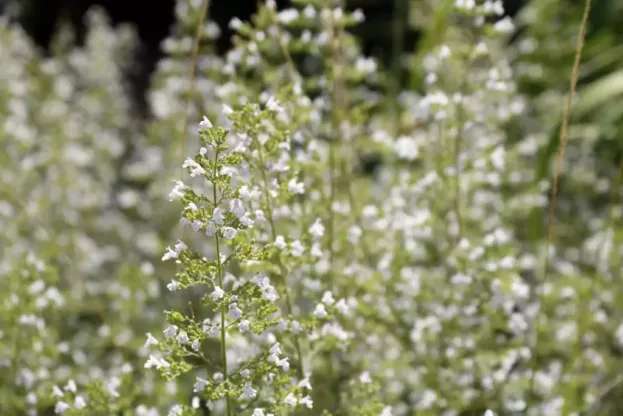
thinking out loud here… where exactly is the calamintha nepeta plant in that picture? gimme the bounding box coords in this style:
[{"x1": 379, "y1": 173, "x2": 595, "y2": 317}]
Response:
[{"x1": 5, "y1": 0, "x2": 623, "y2": 415}]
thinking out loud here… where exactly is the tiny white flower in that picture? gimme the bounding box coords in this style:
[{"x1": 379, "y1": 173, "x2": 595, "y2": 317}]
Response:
[
  {"x1": 322, "y1": 291, "x2": 335, "y2": 305},
  {"x1": 211, "y1": 286, "x2": 225, "y2": 301},
  {"x1": 191, "y1": 339, "x2": 200, "y2": 351},
  {"x1": 168, "y1": 180, "x2": 187, "y2": 201},
  {"x1": 309, "y1": 218, "x2": 324, "y2": 239},
  {"x1": 240, "y1": 213, "x2": 254, "y2": 227},
  {"x1": 283, "y1": 392, "x2": 297, "y2": 406},
  {"x1": 212, "y1": 207, "x2": 224, "y2": 225},
  {"x1": 494, "y1": 16, "x2": 514, "y2": 33},
  {"x1": 287, "y1": 177, "x2": 305, "y2": 194},
  {"x1": 270, "y1": 342, "x2": 282, "y2": 355},
  {"x1": 222, "y1": 104, "x2": 233, "y2": 116},
  {"x1": 314, "y1": 303, "x2": 327, "y2": 319},
  {"x1": 163, "y1": 325, "x2": 178, "y2": 339},
  {"x1": 55, "y1": 401, "x2": 71, "y2": 414},
  {"x1": 300, "y1": 395, "x2": 313, "y2": 409},
  {"x1": 52, "y1": 385, "x2": 64, "y2": 398},
  {"x1": 238, "y1": 319, "x2": 250, "y2": 333},
  {"x1": 352, "y1": 9, "x2": 365, "y2": 22},
  {"x1": 193, "y1": 377, "x2": 209, "y2": 393},
  {"x1": 144, "y1": 332, "x2": 159, "y2": 348},
  {"x1": 177, "y1": 331, "x2": 189, "y2": 344},
  {"x1": 229, "y1": 198, "x2": 245, "y2": 218},
  {"x1": 222, "y1": 226, "x2": 237, "y2": 239},
  {"x1": 182, "y1": 158, "x2": 206, "y2": 177},
  {"x1": 276, "y1": 357, "x2": 290, "y2": 371},
  {"x1": 255, "y1": 210, "x2": 266, "y2": 223},
  {"x1": 228, "y1": 302, "x2": 242, "y2": 319},
  {"x1": 199, "y1": 116, "x2": 212, "y2": 130},
  {"x1": 167, "y1": 280, "x2": 179, "y2": 291},
  {"x1": 241, "y1": 382, "x2": 257, "y2": 399},
  {"x1": 274, "y1": 235, "x2": 287, "y2": 249},
  {"x1": 290, "y1": 240, "x2": 305, "y2": 257},
  {"x1": 298, "y1": 377, "x2": 312, "y2": 390},
  {"x1": 191, "y1": 219, "x2": 203, "y2": 232},
  {"x1": 239, "y1": 185, "x2": 252, "y2": 200},
  {"x1": 64, "y1": 379, "x2": 77, "y2": 393},
  {"x1": 74, "y1": 396, "x2": 86, "y2": 409},
  {"x1": 205, "y1": 221, "x2": 217, "y2": 236}
]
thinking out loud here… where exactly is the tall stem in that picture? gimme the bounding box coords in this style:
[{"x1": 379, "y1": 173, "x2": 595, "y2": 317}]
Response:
[
  {"x1": 213, "y1": 150, "x2": 232, "y2": 416},
  {"x1": 257, "y1": 148, "x2": 305, "y2": 380}
]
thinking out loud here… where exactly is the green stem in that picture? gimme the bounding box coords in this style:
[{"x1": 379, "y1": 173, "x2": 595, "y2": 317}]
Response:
[
  {"x1": 257, "y1": 149, "x2": 306, "y2": 380},
  {"x1": 213, "y1": 150, "x2": 231, "y2": 416}
]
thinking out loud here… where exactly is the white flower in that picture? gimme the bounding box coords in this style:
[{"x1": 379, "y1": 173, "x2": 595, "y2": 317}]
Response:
[
  {"x1": 287, "y1": 177, "x2": 305, "y2": 194},
  {"x1": 205, "y1": 221, "x2": 217, "y2": 236},
  {"x1": 283, "y1": 393, "x2": 297, "y2": 406},
  {"x1": 270, "y1": 342, "x2": 282, "y2": 355},
  {"x1": 144, "y1": 354, "x2": 170, "y2": 369},
  {"x1": 239, "y1": 185, "x2": 252, "y2": 200},
  {"x1": 167, "y1": 280, "x2": 179, "y2": 291},
  {"x1": 290, "y1": 240, "x2": 305, "y2": 257},
  {"x1": 199, "y1": 116, "x2": 212, "y2": 130},
  {"x1": 222, "y1": 104, "x2": 233, "y2": 116},
  {"x1": 191, "y1": 339, "x2": 200, "y2": 351},
  {"x1": 229, "y1": 198, "x2": 245, "y2": 218},
  {"x1": 255, "y1": 210, "x2": 266, "y2": 223},
  {"x1": 168, "y1": 180, "x2": 187, "y2": 201},
  {"x1": 240, "y1": 213, "x2": 254, "y2": 227},
  {"x1": 211, "y1": 286, "x2": 225, "y2": 301},
  {"x1": 300, "y1": 395, "x2": 313, "y2": 409},
  {"x1": 359, "y1": 371, "x2": 372, "y2": 383},
  {"x1": 191, "y1": 219, "x2": 203, "y2": 232},
  {"x1": 52, "y1": 385, "x2": 64, "y2": 398},
  {"x1": 380, "y1": 406, "x2": 393, "y2": 416},
  {"x1": 394, "y1": 136, "x2": 419, "y2": 160},
  {"x1": 222, "y1": 227, "x2": 237, "y2": 239},
  {"x1": 322, "y1": 291, "x2": 335, "y2": 305},
  {"x1": 228, "y1": 303, "x2": 242, "y2": 319},
  {"x1": 303, "y1": 5, "x2": 316, "y2": 19},
  {"x1": 144, "y1": 332, "x2": 159, "y2": 348},
  {"x1": 177, "y1": 331, "x2": 189, "y2": 344},
  {"x1": 168, "y1": 404, "x2": 183, "y2": 416},
  {"x1": 309, "y1": 218, "x2": 324, "y2": 238},
  {"x1": 74, "y1": 396, "x2": 86, "y2": 409},
  {"x1": 238, "y1": 319, "x2": 250, "y2": 332},
  {"x1": 212, "y1": 207, "x2": 224, "y2": 224},
  {"x1": 163, "y1": 325, "x2": 178, "y2": 339},
  {"x1": 274, "y1": 235, "x2": 287, "y2": 249},
  {"x1": 276, "y1": 357, "x2": 290, "y2": 371},
  {"x1": 311, "y1": 243, "x2": 323, "y2": 258},
  {"x1": 298, "y1": 377, "x2": 312, "y2": 389},
  {"x1": 252, "y1": 410, "x2": 265, "y2": 416},
  {"x1": 278, "y1": 9, "x2": 299, "y2": 24},
  {"x1": 55, "y1": 401, "x2": 71, "y2": 414},
  {"x1": 64, "y1": 380, "x2": 77, "y2": 393},
  {"x1": 314, "y1": 303, "x2": 327, "y2": 319},
  {"x1": 193, "y1": 377, "x2": 209, "y2": 393},
  {"x1": 494, "y1": 16, "x2": 514, "y2": 33},
  {"x1": 162, "y1": 240, "x2": 187, "y2": 261},
  {"x1": 241, "y1": 382, "x2": 257, "y2": 399},
  {"x1": 352, "y1": 9, "x2": 365, "y2": 22},
  {"x1": 229, "y1": 17, "x2": 242, "y2": 30},
  {"x1": 335, "y1": 299, "x2": 350, "y2": 315},
  {"x1": 182, "y1": 158, "x2": 206, "y2": 177}
]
